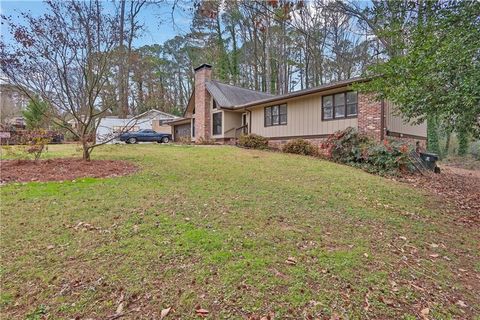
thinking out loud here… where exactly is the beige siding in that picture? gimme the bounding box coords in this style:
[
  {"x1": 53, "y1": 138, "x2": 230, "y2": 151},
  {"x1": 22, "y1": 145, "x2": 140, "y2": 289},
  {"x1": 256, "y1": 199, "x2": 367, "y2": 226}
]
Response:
[
  {"x1": 249, "y1": 93, "x2": 357, "y2": 138},
  {"x1": 385, "y1": 101, "x2": 426, "y2": 137},
  {"x1": 223, "y1": 111, "x2": 242, "y2": 138}
]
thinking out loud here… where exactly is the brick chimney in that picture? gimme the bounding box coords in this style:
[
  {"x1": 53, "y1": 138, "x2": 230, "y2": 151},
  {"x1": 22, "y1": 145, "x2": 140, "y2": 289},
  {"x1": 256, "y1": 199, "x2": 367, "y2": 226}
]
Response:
[
  {"x1": 194, "y1": 63, "x2": 212, "y2": 142},
  {"x1": 357, "y1": 92, "x2": 385, "y2": 141}
]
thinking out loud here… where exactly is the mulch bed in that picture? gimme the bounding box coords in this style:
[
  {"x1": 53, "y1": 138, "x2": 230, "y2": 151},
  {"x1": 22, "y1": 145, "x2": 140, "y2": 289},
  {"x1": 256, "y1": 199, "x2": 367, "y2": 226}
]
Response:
[
  {"x1": 402, "y1": 165, "x2": 480, "y2": 222},
  {"x1": 0, "y1": 159, "x2": 138, "y2": 183}
]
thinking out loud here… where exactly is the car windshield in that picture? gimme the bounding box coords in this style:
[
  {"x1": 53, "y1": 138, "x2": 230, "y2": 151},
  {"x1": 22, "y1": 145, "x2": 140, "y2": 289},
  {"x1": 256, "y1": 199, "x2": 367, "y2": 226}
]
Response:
[{"x1": 140, "y1": 129, "x2": 154, "y2": 133}]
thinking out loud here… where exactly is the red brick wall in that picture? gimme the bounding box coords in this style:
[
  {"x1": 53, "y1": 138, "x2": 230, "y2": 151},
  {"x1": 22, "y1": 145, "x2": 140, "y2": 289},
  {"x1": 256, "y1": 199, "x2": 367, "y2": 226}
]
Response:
[
  {"x1": 387, "y1": 136, "x2": 427, "y2": 150},
  {"x1": 194, "y1": 65, "x2": 212, "y2": 142},
  {"x1": 357, "y1": 93, "x2": 384, "y2": 141}
]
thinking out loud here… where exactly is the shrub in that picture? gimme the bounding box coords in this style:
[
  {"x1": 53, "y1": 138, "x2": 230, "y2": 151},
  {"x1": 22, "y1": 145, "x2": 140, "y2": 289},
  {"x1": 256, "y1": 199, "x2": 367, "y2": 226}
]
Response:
[
  {"x1": 321, "y1": 127, "x2": 414, "y2": 176},
  {"x1": 238, "y1": 134, "x2": 269, "y2": 150},
  {"x1": 196, "y1": 137, "x2": 216, "y2": 145},
  {"x1": 2, "y1": 130, "x2": 53, "y2": 161},
  {"x1": 19, "y1": 130, "x2": 53, "y2": 161},
  {"x1": 282, "y1": 139, "x2": 318, "y2": 156},
  {"x1": 321, "y1": 127, "x2": 372, "y2": 162},
  {"x1": 360, "y1": 139, "x2": 414, "y2": 175},
  {"x1": 179, "y1": 136, "x2": 192, "y2": 145}
]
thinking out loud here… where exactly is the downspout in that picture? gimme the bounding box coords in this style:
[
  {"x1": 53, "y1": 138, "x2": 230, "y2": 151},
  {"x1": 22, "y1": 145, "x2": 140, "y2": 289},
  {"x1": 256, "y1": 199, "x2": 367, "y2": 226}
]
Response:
[{"x1": 380, "y1": 99, "x2": 385, "y2": 141}]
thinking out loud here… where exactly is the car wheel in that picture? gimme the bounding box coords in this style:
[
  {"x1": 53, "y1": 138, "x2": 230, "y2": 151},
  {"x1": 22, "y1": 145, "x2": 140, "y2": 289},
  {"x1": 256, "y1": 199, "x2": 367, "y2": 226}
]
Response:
[
  {"x1": 161, "y1": 136, "x2": 170, "y2": 143},
  {"x1": 128, "y1": 137, "x2": 137, "y2": 144}
]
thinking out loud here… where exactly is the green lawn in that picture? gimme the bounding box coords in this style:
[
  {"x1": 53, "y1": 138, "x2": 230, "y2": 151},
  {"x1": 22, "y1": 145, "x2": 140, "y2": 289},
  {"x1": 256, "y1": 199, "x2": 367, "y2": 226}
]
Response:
[{"x1": 1, "y1": 144, "x2": 479, "y2": 319}]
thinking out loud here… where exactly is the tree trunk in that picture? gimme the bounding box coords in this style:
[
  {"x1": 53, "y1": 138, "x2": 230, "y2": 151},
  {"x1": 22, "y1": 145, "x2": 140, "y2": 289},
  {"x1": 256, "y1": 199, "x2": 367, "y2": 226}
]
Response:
[
  {"x1": 265, "y1": 25, "x2": 271, "y2": 94},
  {"x1": 82, "y1": 142, "x2": 91, "y2": 161},
  {"x1": 457, "y1": 128, "x2": 469, "y2": 156},
  {"x1": 118, "y1": 0, "x2": 128, "y2": 118},
  {"x1": 444, "y1": 129, "x2": 451, "y2": 155},
  {"x1": 426, "y1": 114, "x2": 440, "y2": 154},
  {"x1": 252, "y1": 21, "x2": 259, "y2": 90}
]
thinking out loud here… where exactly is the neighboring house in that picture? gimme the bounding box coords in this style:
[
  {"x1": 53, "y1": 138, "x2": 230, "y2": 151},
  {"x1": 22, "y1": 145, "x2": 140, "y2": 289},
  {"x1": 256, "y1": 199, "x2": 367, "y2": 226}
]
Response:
[
  {"x1": 96, "y1": 109, "x2": 178, "y2": 143},
  {"x1": 0, "y1": 82, "x2": 30, "y2": 126},
  {"x1": 168, "y1": 64, "x2": 426, "y2": 147},
  {"x1": 6, "y1": 116, "x2": 26, "y2": 129},
  {"x1": 68, "y1": 109, "x2": 178, "y2": 143}
]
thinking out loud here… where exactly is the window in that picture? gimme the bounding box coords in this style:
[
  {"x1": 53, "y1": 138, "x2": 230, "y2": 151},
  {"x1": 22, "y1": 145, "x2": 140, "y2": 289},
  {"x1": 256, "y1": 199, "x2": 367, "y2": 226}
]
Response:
[
  {"x1": 322, "y1": 96, "x2": 333, "y2": 120},
  {"x1": 322, "y1": 91, "x2": 357, "y2": 120},
  {"x1": 213, "y1": 112, "x2": 222, "y2": 135},
  {"x1": 192, "y1": 118, "x2": 195, "y2": 137},
  {"x1": 346, "y1": 92, "x2": 358, "y2": 116},
  {"x1": 334, "y1": 93, "x2": 345, "y2": 118},
  {"x1": 264, "y1": 104, "x2": 287, "y2": 127}
]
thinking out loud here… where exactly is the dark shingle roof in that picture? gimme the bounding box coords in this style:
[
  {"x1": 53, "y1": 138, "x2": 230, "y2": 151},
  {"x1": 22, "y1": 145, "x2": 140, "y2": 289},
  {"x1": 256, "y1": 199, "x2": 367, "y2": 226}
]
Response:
[
  {"x1": 232, "y1": 77, "x2": 367, "y2": 109},
  {"x1": 204, "y1": 77, "x2": 367, "y2": 110},
  {"x1": 206, "y1": 80, "x2": 274, "y2": 108}
]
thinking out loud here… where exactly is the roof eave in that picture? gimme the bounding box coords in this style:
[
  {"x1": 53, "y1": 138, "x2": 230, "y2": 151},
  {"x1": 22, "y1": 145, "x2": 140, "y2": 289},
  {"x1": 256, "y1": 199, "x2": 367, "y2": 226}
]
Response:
[{"x1": 233, "y1": 77, "x2": 370, "y2": 110}]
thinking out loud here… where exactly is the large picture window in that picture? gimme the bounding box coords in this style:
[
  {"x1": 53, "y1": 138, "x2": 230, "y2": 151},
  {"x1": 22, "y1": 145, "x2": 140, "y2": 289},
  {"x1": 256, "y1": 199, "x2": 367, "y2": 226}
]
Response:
[
  {"x1": 213, "y1": 112, "x2": 222, "y2": 135},
  {"x1": 264, "y1": 104, "x2": 287, "y2": 127},
  {"x1": 322, "y1": 91, "x2": 357, "y2": 120}
]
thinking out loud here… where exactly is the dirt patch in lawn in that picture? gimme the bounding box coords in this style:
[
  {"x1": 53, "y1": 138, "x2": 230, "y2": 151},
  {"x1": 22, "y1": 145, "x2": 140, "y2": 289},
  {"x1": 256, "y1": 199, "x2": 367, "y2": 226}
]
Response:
[
  {"x1": 403, "y1": 165, "x2": 480, "y2": 220},
  {"x1": 0, "y1": 158, "x2": 138, "y2": 183}
]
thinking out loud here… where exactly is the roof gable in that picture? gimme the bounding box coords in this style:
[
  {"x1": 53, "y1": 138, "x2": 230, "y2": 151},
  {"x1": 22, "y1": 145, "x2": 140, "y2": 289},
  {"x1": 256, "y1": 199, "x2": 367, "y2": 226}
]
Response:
[{"x1": 135, "y1": 109, "x2": 178, "y2": 120}]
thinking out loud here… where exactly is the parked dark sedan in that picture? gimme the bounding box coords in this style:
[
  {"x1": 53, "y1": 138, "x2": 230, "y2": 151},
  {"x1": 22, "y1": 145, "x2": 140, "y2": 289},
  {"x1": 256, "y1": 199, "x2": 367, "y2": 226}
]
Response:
[{"x1": 119, "y1": 129, "x2": 171, "y2": 144}]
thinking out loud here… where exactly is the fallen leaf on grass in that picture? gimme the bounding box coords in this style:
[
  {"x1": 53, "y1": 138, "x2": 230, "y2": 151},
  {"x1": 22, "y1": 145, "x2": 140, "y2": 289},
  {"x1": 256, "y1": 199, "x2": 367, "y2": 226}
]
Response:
[
  {"x1": 285, "y1": 257, "x2": 297, "y2": 265},
  {"x1": 116, "y1": 302, "x2": 124, "y2": 314},
  {"x1": 195, "y1": 308, "x2": 209, "y2": 317},
  {"x1": 160, "y1": 307, "x2": 172, "y2": 319},
  {"x1": 330, "y1": 313, "x2": 341, "y2": 320},
  {"x1": 47, "y1": 245, "x2": 55, "y2": 250},
  {"x1": 260, "y1": 312, "x2": 275, "y2": 320},
  {"x1": 420, "y1": 307, "x2": 429, "y2": 319},
  {"x1": 381, "y1": 297, "x2": 395, "y2": 306},
  {"x1": 456, "y1": 300, "x2": 467, "y2": 308},
  {"x1": 430, "y1": 243, "x2": 439, "y2": 248},
  {"x1": 429, "y1": 254, "x2": 439, "y2": 258},
  {"x1": 364, "y1": 290, "x2": 370, "y2": 312}
]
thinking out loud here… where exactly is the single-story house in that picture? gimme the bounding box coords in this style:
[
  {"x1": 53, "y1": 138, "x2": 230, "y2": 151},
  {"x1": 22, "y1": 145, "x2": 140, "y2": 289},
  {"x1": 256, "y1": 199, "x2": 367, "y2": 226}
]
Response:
[
  {"x1": 168, "y1": 64, "x2": 426, "y2": 147},
  {"x1": 96, "y1": 109, "x2": 178, "y2": 143}
]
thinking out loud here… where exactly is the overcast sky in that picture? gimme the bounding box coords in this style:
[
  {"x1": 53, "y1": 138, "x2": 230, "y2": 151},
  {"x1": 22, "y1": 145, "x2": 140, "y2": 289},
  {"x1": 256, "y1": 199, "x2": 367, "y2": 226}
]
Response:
[{"x1": 0, "y1": 0, "x2": 192, "y2": 47}]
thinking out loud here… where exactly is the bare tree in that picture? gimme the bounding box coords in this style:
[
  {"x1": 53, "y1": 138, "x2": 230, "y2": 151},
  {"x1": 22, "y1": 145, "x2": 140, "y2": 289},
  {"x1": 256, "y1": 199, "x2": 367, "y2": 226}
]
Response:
[{"x1": 1, "y1": 0, "x2": 131, "y2": 160}]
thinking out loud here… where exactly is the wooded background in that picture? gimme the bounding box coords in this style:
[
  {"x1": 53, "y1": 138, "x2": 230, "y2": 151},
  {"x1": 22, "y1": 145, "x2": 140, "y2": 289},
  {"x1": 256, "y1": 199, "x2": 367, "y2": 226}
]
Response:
[{"x1": 100, "y1": 0, "x2": 395, "y2": 117}]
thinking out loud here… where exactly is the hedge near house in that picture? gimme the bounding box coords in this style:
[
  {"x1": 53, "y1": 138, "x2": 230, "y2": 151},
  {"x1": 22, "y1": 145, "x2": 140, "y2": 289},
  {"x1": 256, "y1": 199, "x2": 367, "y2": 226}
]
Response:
[
  {"x1": 238, "y1": 134, "x2": 269, "y2": 150},
  {"x1": 282, "y1": 139, "x2": 318, "y2": 156},
  {"x1": 321, "y1": 128, "x2": 414, "y2": 176}
]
